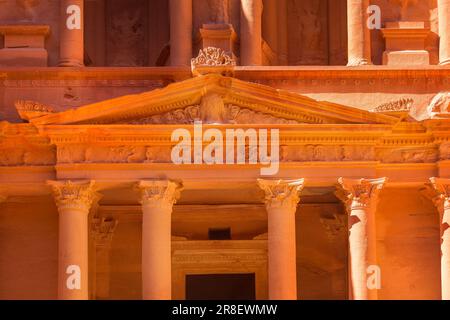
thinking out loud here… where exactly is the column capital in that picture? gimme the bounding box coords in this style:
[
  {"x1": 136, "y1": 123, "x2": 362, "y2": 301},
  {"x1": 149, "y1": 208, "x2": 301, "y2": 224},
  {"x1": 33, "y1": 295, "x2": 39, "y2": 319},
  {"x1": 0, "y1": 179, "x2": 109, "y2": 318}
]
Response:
[
  {"x1": 47, "y1": 180, "x2": 96, "y2": 212},
  {"x1": 91, "y1": 217, "x2": 118, "y2": 249},
  {"x1": 257, "y1": 179, "x2": 305, "y2": 211},
  {"x1": 138, "y1": 180, "x2": 183, "y2": 208},
  {"x1": 338, "y1": 177, "x2": 387, "y2": 210},
  {"x1": 429, "y1": 177, "x2": 450, "y2": 212}
]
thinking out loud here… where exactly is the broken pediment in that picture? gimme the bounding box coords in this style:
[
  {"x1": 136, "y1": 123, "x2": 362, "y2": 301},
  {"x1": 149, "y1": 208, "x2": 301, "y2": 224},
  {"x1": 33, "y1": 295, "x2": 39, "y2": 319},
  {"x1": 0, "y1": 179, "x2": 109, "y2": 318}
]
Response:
[{"x1": 30, "y1": 73, "x2": 398, "y2": 126}]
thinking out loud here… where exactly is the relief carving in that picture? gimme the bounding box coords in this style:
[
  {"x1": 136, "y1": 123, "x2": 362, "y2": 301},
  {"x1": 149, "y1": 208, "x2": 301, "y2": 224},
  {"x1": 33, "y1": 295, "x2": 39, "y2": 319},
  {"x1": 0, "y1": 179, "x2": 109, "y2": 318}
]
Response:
[
  {"x1": 439, "y1": 142, "x2": 450, "y2": 160},
  {"x1": 85, "y1": 146, "x2": 146, "y2": 163},
  {"x1": 371, "y1": 98, "x2": 414, "y2": 113},
  {"x1": 107, "y1": 1, "x2": 147, "y2": 66},
  {"x1": 207, "y1": 0, "x2": 230, "y2": 23},
  {"x1": 191, "y1": 47, "x2": 236, "y2": 76},
  {"x1": 15, "y1": 100, "x2": 55, "y2": 121},
  {"x1": 376, "y1": 147, "x2": 438, "y2": 163},
  {"x1": 427, "y1": 92, "x2": 450, "y2": 115},
  {"x1": 280, "y1": 145, "x2": 375, "y2": 162},
  {"x1": 126, "y1": 100, "x2": 299, "y2": 125}
]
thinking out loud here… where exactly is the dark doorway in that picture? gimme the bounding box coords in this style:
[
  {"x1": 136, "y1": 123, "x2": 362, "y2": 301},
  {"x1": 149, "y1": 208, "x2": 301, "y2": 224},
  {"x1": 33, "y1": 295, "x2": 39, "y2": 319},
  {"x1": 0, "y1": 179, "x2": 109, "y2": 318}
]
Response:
[{"x1": 186, "y1": 274, "x2": 256, "y2": 300}]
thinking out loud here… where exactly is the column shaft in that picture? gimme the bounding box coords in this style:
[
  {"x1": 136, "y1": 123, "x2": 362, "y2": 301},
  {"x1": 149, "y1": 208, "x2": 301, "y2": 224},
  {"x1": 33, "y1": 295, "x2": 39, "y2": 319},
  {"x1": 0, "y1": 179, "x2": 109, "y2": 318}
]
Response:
[
  {"x1": 338, "y1": 178, "x2": 386, "y2": 300},
  {"x1": 59, "y1": 0, "x2": 84, "y2": 67},
  {"x1": 258, "y1": 179, "x2": 304, "y2": 300},
  {"x1": 240, "y1": 0, "x2": 263, "y2": 65},
  {"x1": 48, "y1": 180, "x2": 95, "y2": 300},
  {"x1": 139, "y1": 180, "x2": 182, "y2": 300},
  {"x1": 347, "y1": 0, "x2": 371, "y2": 66},
  {"x1": 169, "y1": 0, "x2": 192, "y2": 66},
  {"x1": 442, "y1": 200, "x2": 450, "y2": 299},
  {"x1": 438, "y1": 0, "x2": 450, "y2": 65},
  {"x1": 429, "y1": 178, "x2": 450, "y2": 300}
]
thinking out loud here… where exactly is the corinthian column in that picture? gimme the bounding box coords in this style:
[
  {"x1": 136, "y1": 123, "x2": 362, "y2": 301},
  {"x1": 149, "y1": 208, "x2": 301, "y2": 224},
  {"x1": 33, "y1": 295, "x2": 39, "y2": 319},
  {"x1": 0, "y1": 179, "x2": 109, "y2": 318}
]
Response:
[
  {"x1": 48, "y1": 180, "x2": 96, "y2": 300},
  {"x1": 169, "y1": 0, "x2": 192, "y2": 66},
  {"x1": 59, "y1": 0, "x2": 84, "y2": 67},
  {"x1": 338, "y1": 177, "x2": 386, "y2": 300},
  {"x1": 347, "y1": 0, "x2": 371, "y2": 66},
  {"x1": 429, "y1": 178, "x2": 450, "y2": 300},
  {"x1": 240, "y1": 0, "x2": 263, "y2": 65},
  {"x1": 257, "y1": 179, "x2": 305, "y2": 300},
  {"x1": 138, "y1": 180, "x2": 183, "y2": 300},
  {"x1": 438, "y1": 0, "x2": 450, "y2": 65}
]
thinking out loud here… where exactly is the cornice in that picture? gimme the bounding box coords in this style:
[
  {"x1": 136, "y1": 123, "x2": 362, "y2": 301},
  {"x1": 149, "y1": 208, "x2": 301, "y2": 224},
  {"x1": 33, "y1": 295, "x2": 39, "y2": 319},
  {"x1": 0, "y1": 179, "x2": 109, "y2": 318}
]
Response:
[{"x1": 0, "y1": 66, "x2": 448, "y2": 82}]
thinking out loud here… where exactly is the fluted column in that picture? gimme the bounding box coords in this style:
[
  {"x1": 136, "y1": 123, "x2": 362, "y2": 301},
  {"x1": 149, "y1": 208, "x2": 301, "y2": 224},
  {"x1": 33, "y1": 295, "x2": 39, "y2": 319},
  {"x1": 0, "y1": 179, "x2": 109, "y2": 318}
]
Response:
[
  {"x1": 258, "y1": 179, "x2": 305, "y2": 300},
  {"x1": 240, "y1": 0, "x2": 263, "y2": 65},
  {"x1": 138, "y1": 180, "x2": 182, "y2": 300},
  {"x1": 338, "y1": 178, "x2": 386, "y2": 300},
  {"x1": 59, "y1": 0, "x2": 84, "y2": 67},
  {"x1": 347, "y1": 0, "x2": 371, "y2": 66},
  {"x1": 169, "y1": 0, "x2": 192, "y2": 66},
  {"x1": 48, "y1": 180, "x2": 96, "y2": 300},
  {"x1": 429, "y1": 178, "x2": 450, "y2": 300},
  {"x1": 438, "y1": 0, "x2": 450, "y2": 65}
]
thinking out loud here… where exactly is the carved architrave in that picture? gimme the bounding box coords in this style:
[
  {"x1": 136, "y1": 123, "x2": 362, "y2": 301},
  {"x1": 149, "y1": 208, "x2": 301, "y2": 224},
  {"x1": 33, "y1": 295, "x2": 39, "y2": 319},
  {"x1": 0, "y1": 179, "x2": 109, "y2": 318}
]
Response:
[
  {"x1": 337, "y1": 178, "x2": 387, "y2": 210},
  {"x1": 257, "y1": 179, "x2": 305, "y2": 211},
  {"x1": 138, "y1": 180, "x2": 183, "y2": 209},
  {"x1": 48, "y1": 180, "x2": 96, "y2": 212}
]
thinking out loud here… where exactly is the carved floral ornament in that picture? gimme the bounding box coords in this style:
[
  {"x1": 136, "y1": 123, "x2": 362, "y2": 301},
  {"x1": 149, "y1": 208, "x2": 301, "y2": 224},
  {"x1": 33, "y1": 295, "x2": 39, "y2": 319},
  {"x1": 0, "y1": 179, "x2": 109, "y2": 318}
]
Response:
[
  {"x1": 127, "y1": 93, "x2": 300, "y2": 125},
  {"x1": 257, "y1": 179, "x2": 305, "y2": 210},
  {"x1": 191, "y1": 47, "x2": 236, "y2": 77},
  {"x1": 337, "y1": 177, "x2": 387, "y2": 209},
  {"x1": 47, "y1": 180, "x2": 96, "y2": 211},
  {"x1": 138, "y1": 180, "x2": 183, "y2": 208}
]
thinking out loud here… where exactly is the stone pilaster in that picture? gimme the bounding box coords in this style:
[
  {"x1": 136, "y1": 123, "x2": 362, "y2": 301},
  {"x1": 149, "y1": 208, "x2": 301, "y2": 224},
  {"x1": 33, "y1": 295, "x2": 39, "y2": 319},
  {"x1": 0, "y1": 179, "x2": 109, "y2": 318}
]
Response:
[
  {"x1": 240, "y1": 0, "x2": 263, "y2": 65},
  {"x1": 91, "y1": 217, "x2": 118, "y2": 300},
  {"x1": 48, "y1": 180, "x2": 96, "y2": 300},
  {"x1": 346, "y1": 0, "x2": 372, "y2": 66},
  {"x1": 429, "y1": 178, "x2": 450, "y2": 300},
  {"x1": 438, "y1": 0, "x2": 450, "y2": 65},
  {"x1": 338, "y1": 177, "x2": 386, "y2": 300},
  {"x1": 257, "y1": 179, "x2": 305, "y2": 300},
  {"x1": 59, "y1": 0, "x2": 84, "y2": 67},
  {"x1": 138, "y1": 180, "x2": 183, "y2": 300},
  {"x1": 169, "y1": 0, "x2": 192, "y2": 66}
]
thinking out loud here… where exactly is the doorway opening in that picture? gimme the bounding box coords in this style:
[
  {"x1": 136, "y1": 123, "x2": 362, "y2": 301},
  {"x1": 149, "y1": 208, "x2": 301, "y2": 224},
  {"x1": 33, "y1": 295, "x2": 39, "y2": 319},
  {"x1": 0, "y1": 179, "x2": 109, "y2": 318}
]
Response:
[{"x1": 186, "y1": 273, "x2": 256, "y2": 300}]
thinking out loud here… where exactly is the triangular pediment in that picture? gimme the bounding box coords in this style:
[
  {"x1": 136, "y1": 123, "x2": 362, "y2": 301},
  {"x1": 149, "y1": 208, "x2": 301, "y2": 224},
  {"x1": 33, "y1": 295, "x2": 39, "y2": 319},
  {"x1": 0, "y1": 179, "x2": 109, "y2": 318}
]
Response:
[{"x1": 30, "y1": 74, "x2": 397, "y2": 126}]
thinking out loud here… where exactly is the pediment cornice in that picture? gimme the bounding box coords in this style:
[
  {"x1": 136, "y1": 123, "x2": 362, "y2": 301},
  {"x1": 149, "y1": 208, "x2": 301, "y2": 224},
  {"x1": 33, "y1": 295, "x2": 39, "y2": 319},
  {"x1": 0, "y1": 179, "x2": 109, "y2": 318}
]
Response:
[{"x1": 30, "y1": 74, "x2": 398, "y2": 126}]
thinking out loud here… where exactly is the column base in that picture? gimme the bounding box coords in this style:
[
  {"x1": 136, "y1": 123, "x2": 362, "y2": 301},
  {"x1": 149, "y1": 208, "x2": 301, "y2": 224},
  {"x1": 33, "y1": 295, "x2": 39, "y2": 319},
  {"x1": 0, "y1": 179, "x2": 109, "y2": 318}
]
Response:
[
  {"x1": 0, "y1": 48, "x2": 48, "y2": 67},
  {"x1": 347, "y1": 58, "x2": 372, "y2": 67},
  {"x1": 58, "y1": 59, "x2": 84, "y2": 67},
  {"x1": 439, "y1": 58, "x2": 450, "y2": 66},
  {"x1": 383, "y1": 50, "x2": 430, "y2": 66}
]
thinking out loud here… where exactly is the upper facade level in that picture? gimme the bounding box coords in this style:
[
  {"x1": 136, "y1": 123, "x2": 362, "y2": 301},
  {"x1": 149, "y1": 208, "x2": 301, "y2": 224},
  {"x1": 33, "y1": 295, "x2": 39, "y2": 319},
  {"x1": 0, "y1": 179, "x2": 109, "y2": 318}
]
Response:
[{"x1": 0, "y1": 0, "x2": 449, "y2": 68}]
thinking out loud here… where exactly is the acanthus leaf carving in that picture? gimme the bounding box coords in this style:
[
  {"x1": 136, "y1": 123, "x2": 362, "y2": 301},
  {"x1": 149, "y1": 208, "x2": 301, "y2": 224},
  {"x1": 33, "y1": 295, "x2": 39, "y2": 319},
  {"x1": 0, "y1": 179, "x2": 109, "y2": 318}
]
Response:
[
  {"x1": 257, "y1": 179, "x2": 305, "y2": 211},
  {"x1": 138, "y1": 180, "x2": 183, "y2": 208},
  {"x1": 191, "y1": 47, "x2": 236, "y2": 77},
  {"x1": 48, "y1": 180, "x2": 96, "y2": 212},
  {"x1": 337, "y1": 178, "x2": 387, "y2": 209}
]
